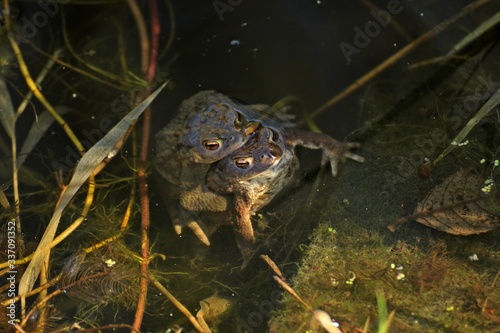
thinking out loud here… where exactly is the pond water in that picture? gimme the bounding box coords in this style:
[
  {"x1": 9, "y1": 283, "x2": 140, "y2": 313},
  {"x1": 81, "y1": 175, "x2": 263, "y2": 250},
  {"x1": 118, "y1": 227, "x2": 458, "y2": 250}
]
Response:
[{"x1": 0, "y1": 1, "x2": 499, "y2": 332}]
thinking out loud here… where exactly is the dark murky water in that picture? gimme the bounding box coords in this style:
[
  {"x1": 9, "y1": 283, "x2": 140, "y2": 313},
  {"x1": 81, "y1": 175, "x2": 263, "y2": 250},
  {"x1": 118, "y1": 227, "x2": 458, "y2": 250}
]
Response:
[{"x1": 1, "y1": 1, "x2": 499, "y2": 332}]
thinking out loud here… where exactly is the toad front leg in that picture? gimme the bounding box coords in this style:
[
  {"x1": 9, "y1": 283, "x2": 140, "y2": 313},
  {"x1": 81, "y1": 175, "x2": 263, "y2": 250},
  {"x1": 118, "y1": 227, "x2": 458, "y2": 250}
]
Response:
[
  {"x1": 287, "y1": 129, "x2": 364, "y2": 176},
  {"x1": 232, "y1": 192, "x2": 256, "y2": 262}
]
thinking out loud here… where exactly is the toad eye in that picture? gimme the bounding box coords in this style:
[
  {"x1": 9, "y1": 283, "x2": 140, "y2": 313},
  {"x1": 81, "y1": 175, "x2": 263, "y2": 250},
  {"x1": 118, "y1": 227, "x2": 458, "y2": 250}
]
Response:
[
  {"x1": 203, "y1": 139, "x2": 222, "y2": 151},
  {"x1": 270, "y1": 129, "x2": 280, "y2": 142},
  {"x1": 235, "y1": 111, "x2": 243, "y2": 124},
  {"x1": 233, "y1": 157, "x2": 253, "y2": 169}
]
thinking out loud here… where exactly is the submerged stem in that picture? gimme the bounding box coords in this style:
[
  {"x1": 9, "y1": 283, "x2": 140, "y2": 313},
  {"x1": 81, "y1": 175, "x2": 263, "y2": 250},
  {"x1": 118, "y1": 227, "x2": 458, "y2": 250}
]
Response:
[{"x1": 310, "y1": 0, "x2": 492, "y2": 120}]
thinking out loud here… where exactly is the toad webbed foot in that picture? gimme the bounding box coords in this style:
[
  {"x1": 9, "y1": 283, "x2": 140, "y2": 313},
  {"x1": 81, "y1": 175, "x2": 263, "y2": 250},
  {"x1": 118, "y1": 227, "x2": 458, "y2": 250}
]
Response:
[
  {"x1": 166, "y1": 200, "x2": 212, "y2": 246},
  {"x1": 287, "y1": 129, "x2": 364, "y2": 176}
]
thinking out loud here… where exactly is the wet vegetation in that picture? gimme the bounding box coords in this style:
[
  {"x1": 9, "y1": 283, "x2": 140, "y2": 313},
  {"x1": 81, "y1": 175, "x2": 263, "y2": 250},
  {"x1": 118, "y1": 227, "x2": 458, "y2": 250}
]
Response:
[{"x1": 0, "y1": 1, "x2": 499, "y2": 333}]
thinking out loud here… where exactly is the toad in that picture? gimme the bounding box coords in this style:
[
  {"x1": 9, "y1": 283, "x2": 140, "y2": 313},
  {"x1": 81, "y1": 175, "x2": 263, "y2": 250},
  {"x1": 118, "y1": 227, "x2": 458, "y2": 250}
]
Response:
[
  {"x1": 154, "y1": 91, "x2": 265, "y2": 244},
  {"x1": 206, "y1": 126, "x2": 363, "y2": 260},
  {"x1": 154, "y1": 91, "x2": 364, "y2": 259},
  {"x1": 206, "y1": 125, "x2": 297, "y2": 259}
]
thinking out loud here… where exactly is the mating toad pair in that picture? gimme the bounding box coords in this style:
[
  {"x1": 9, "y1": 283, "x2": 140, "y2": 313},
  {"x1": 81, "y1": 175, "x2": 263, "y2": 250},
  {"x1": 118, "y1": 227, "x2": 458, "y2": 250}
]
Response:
[{"x1": 154, "y1": 91, "x2": 363, "y2": 262}]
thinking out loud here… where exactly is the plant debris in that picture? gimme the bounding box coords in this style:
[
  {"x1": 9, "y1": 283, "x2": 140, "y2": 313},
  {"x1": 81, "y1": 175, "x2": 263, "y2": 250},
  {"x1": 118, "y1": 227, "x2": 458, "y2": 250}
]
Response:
[{"x1": 390, "y1": 168, "x2": 500, "y2": 235}]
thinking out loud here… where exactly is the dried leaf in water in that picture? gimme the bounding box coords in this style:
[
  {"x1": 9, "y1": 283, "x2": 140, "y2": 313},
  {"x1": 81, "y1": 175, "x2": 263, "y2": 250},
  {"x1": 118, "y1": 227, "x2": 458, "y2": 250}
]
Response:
[{"x1": 412, "y1": 169, "x2": 499, "y2": 235}]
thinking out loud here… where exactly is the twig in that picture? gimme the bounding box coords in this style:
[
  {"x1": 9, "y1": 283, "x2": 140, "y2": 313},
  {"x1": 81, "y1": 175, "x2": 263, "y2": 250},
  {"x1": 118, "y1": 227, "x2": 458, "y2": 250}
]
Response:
[
  {"x1": 83, "y1": 234, "x2": 122, "y2": 255},
  {"x1": 134, "y1": 166, "x2": 150, "y2": 331},
  {"x1": 358, "y1": 0, "x2": 412, "y2": 42},
  {"x1": 1, "y1": 0, "x2": 21, "y2": 241},
  {"x1": 260, "y1": 255, "x2": 286, "y2": 281},
  {"x1": 491, "y1": 269, "x2": 500, "y2": 288},
  {"x1": 19, "y1": 273, "x2": 106, "y2": 328},
  {"x1": 126, "y1": 0, "x2": 150, "y2": 74},
  {"x1": 158, "y1": 0, "x2": 176, "y2": 59},
  {"x1": 50, "y1": 175, "x2": 96, "y2": 247},
  {"x1": 0, "y1": 277, "x2": 59, "y2": 306},
  {"x1": 273, "y1": 276, "x2": 314, "y2": 313},
  {"x1": 482, "y1": 269, "x2": 500, "y2": 313},
  {"x1": 111, "y1": 17, "x2": 130, "y2": 78},
  {"x1": 26, "y1": 41, "x2": 140, "y2": 91},
  {"x1": 128, "y1": 0, "x2": 161, "y2": 330},
  {"x1": 16, "y1": 48, "x2": 64, "y2": 117},
  {"x1": 4, "y1": 2, "x2": 85, "y2": 155},
  {"x1": 53, "y1": 324, "x2": 141, "y2": 333},
  {"x1": 36, "y1": 254, "x2": 50, "y2": 328},
  {"x1": 408, "y1": 54, "x2": 469, "y2": 69},
  {"x1": 0, "y1": 178, "x2": 114, "y2": 273},
  {"x1": 310, "y1": 0, "x2": 491, "y2": 119},
  {"x1": 268, "y1": 261, "x2": 363, "y2": 332},
  {"x1": 9, "y1": 122, "x2": 20, "y2": 235},
  {"x1": 147, "y1": 0, "x2": 160, "y2": 86},
  {"x1": 120, "y1": 181, "x2": 136, "y2": 231},
  {"x1": 60, "y1": 8, "x2": 132, "y2": 86},
  {"x1": 150, "y1": 275, "x2": 205, "y2": 333},
  {"x1": 13, "y1": 324, "x2": 27, "y2": 333},
  {"x1": 433, "y1": 86, "x2": 500, "y2": 165}
]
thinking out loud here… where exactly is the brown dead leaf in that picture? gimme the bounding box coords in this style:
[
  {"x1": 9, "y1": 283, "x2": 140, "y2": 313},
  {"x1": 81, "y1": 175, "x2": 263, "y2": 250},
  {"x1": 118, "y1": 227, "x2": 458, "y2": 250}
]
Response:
[{"x1": 389, "y1": 169, "x2": 499, "y2": 234}]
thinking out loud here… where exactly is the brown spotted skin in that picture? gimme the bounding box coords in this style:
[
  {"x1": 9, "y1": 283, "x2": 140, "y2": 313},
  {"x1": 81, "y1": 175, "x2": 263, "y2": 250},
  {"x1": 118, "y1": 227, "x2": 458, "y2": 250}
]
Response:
[
  {"x1": 206, "y1": 126, "x2": 298, "y2": 260},
  {"x1": 154, "y1": 91, "x2": 363, "y2": 262},
  {"x1": 154, "y1": 90, "x2": 259, "y2": 186},
  {"x1": 154, "y1": 90, "x2": 267, "y2": 246}
]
